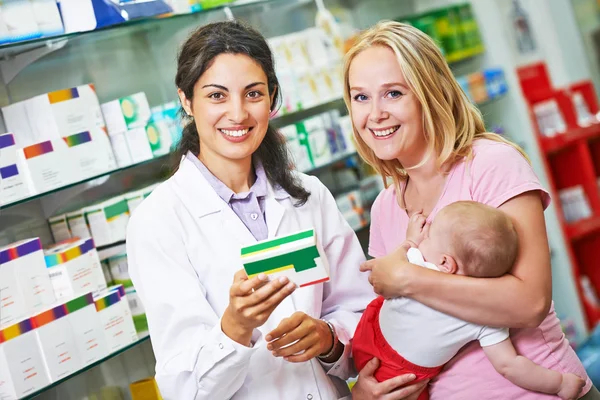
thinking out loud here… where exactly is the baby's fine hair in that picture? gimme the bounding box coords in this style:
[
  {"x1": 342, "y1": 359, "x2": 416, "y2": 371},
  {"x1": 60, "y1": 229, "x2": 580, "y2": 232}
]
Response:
[{"x1": 439, "y1": 201, "x2": 518, "y2": 278}]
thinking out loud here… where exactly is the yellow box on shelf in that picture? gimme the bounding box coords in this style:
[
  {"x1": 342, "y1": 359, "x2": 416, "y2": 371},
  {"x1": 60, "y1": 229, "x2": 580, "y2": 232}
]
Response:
[{"x1": 130, "y1": 377, "x2": 163, "y2": 400}]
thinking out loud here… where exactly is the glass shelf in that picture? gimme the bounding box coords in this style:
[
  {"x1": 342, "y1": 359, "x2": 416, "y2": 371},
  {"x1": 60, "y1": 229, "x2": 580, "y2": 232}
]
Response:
[
  {"x1": 271, "y1": 98, "x2": 346, "y2": 128},
  {"x1": 21, "y1": 333, "x2": 151, "y2": 400},
  {"x1": 0, "y1": 0, "x2": 306, "y2": 59},
  {"x1": 0, "y1": 154, "x2": 171, "y2": 211}
]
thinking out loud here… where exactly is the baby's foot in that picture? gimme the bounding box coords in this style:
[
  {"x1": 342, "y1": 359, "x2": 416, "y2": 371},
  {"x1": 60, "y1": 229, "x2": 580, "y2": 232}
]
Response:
[{"x1": 557, "y1": 373, "x2": 585, "y2": 400}]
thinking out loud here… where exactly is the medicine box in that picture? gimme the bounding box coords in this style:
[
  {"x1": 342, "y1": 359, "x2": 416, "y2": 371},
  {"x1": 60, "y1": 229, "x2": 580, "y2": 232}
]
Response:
[
  {"x1": 101, "y1": 92, "x2": 152, "y2": 133},
  {"x1": 85, "y1": 196, "x2": 130, "y2": 247},
  {"x1": 17, "y1": 138, "x2": 76, "y2": 194},
  {"x1": 0, "y1": 318, "x2": 50, "y2": 399},
  {"x1": 94, "y1": 290, "x2": 138, "y2": 352},
  {"x1": 44, "y1": 238, "x2": 107, "y2": 300},
  {"x1": 31, "y1": 302, "x2": 81, "y2": 382},
  {"x1": 240, "y1": 229, "x2": 330, "y2": 288},
  {"x1": 48, "y1": 214, "x2": 72, "y2": 243},
  {"x1": 0, "y1": 238, "x2": 55, "y2": 327},
  {"x1": 125, "y1": 287, "x2": 148, "y2": 333},
  {"x1": 107, "y1": 252, "x2": 132, "y2": 289},
  {"x1": 0, "y1": 133, "x2": 31, "y2": 206},
  {"x1": 2, "y1": 85, "x2": 117, "y2": 182},
  {"x1": 63, "y1": 293, "x2": 109, "y2": 367},
  {"x1": 66, "y1": 208, "x2": 92, "y2": 240}
]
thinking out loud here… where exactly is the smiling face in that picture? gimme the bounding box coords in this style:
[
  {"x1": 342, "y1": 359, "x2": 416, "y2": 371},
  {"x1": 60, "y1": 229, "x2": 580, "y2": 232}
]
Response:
[
  {"x1": 348, "y1": 45, "x2": 428, "y2": 168},
  {"x1": 178, "y1": 53, "x2": 273, "y2": 167}
]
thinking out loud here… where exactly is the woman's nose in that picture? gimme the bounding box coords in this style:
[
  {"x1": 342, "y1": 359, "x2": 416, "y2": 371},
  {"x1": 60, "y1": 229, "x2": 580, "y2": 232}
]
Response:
[
  {"x1": 228, "y1": 97, "x2": 249, "y2": 123},
  {"x1": 368, "y1": 101, "x2": 389, "y2": 122}
]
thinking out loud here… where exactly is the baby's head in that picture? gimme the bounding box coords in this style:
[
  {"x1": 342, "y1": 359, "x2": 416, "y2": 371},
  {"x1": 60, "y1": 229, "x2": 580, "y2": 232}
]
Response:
[{"x1": 419, "y1": 201, "x2": 518, "y2": 278}]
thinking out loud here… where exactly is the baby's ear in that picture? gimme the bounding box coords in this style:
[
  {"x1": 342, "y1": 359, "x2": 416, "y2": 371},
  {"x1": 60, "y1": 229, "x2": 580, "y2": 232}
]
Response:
[{"x1": 438, "y1": 254, "x2": 458, "y2": 274}]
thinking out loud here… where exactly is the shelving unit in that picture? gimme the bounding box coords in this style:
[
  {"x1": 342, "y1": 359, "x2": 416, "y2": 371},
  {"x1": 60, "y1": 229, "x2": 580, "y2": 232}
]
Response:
[
  {"x1": 518, "y1": 61, "x2": 600, "y2": 329},
  {"x1": 20, "y1": 334, "x2": 151, "y2": 400}
]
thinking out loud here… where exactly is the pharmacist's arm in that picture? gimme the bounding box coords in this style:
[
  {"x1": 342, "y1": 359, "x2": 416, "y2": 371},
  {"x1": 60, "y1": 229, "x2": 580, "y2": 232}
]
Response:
[
  {"x1": 126, "y1": 214, "x2": 256, "y2": 400},
  {"x1": 312, "y1": 177, "x2": 376, "y2": 379}
]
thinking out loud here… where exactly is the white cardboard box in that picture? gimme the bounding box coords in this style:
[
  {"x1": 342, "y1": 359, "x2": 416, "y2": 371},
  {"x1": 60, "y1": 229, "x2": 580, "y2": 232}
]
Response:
[
  {"x1": 31, "y1": 302, "x2": 81, "y2": 381},
  {"x1": 16, "y1": 138, "x2": 76, "y2": 194},
  {"x1": 63, "y1": 292, "x2": 109, "y2": 367},
  {"x1": 44, "y1": 238, "x2": 107, "y2": 300},
  {"x1": 0, "y1": 132, "x2": 32, "y2": 206},
  {"x1": 0, "y1": 318, "x2": 50, "y2": 400},
  {"x1": 0, "y1": 238, "x2": 56, "y2": 327},
  {"x1": 94, "y1": 289, "x2": 138, "y2": 352},
  {"x1": 2, "y1": 85, "x2": 117, "y2": 183}
]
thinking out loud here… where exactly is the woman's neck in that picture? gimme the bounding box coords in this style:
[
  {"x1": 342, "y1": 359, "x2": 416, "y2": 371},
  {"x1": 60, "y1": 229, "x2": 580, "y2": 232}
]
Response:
[
  {"x1": 199, "y1": 152, "x2": 254, "y2": 193},
  {"x1": 402, "y1": 153, "x2": 444, "y2": 190}
]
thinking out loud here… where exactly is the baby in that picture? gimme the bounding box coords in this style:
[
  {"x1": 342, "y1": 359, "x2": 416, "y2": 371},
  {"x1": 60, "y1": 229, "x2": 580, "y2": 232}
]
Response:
[{"x1": 353, "y1": 201, "x2": 585, "y2": 400}]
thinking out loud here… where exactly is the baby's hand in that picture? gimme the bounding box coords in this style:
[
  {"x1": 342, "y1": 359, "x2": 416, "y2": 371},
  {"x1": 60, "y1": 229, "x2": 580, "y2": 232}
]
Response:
[
  {"x1": 406, "y1": 211, "x2": 428, "y2": 245},
  {"x1": 557, "y1": 373, "x2": 585, "y2": 400}
]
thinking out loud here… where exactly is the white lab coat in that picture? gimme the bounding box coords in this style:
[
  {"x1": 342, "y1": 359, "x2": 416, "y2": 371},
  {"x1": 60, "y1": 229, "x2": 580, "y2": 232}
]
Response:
[{"x1": 126, "y1": 156, "x2": 375, "y2": 400}]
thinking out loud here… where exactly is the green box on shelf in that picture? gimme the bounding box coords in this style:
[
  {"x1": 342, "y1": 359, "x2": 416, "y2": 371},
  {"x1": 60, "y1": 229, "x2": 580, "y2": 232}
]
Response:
[{"x1": 198, "y1": 0, "x2": 234, "y2": 10}]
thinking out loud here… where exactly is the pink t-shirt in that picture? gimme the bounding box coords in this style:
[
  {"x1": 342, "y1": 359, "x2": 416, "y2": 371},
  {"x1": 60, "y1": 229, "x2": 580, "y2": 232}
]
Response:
[{"x1": 368, "y1": 139, "x2": 592, "y2": 399}]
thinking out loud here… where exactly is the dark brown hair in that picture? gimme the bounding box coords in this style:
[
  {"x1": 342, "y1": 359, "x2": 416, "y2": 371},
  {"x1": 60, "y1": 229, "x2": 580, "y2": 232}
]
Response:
[{"x1": 174, "y1": 20, "x2": 310, "y2": 205}]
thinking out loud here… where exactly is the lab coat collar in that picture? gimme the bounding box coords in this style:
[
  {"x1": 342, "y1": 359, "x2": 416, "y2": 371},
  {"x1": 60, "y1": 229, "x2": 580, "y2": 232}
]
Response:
[{"x1": 173, "y1": 156, "x2": 290, "y2": 239}]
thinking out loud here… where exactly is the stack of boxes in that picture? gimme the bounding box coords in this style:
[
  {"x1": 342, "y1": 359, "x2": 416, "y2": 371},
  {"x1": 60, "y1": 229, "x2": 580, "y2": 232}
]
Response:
[
  {"x1": 102, "y1": 93, "x2": 154, "y2": 167},
  {"x1": 280, "y1": 110, "x2": 356, "y2": 172},
  {"x1": 48, "y1": 182, "x2": 160, "y2": 248},
  {"x1": 268, "y1": 27, "x2": 343, "y2": 116},
  {"x1": 0, "y1": 236, "x2": 140, "y2": 399},
  {"x1": 1, "y1": 84, "x2": 117, "y2": 197},
  {"x1": 0, "y1": 87, "x2": 181, "y2": 207}
]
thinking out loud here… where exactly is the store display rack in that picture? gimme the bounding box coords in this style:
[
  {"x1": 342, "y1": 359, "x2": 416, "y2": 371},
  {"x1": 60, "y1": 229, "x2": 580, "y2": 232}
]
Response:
[{"x1": 518, "y1": 62, "x2": 600, "y2": 329}]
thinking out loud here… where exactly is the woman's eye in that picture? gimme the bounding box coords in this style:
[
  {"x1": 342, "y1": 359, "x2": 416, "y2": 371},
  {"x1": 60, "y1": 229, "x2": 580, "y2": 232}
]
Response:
[
  {"x1": 247, "y1": 91, "x2": 263, "y2": 99},
  {"x1": 209, "y1": 92, "x2": 225, "y2": 100},
  {"x1": 387, "y1": 90, "x2": 403, "y2": 99},
  {"x1": 353, "y1": 94, "x2": 368, "y2": 102}
]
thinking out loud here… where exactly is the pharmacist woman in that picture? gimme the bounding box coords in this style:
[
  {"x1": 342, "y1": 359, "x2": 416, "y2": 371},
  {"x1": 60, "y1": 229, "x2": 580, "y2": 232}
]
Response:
[{"x1": 126, "y1": 21, "x2": 378, "y2": 400}]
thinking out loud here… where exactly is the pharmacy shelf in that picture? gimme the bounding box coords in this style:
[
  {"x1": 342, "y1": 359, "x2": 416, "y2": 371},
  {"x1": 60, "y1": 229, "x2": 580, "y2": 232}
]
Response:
[
  {"x1": 0, "y1": 0, "x2": 306, "y2": 59},
  {"x1": 540, "y1": 123, "x2": 600, "y2": 154},
  {"x1": 0, "y1": 154, "x2": 171, "y2": 211},
  {"x1": 566, "y1": 215, "x2": 600, "y2": 241},
  {"x1": 1, "y1": 101, "x2": 355, "y2": 212},
  {"x1": 21, "y1": 333, "x2": 150, "y2": 400},
  {"x1": 271, "y1": 98, "x2": 346, "y2": 128},
  {"x1": 304, "y1": 151, "x2": 358, "y2": 175}
]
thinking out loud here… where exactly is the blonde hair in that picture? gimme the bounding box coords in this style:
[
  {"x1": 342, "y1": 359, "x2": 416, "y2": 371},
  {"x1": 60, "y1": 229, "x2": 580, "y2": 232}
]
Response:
[
  {"x1": 343, "y1": 20, "x2": 528, "y2": 188},
  {"x1": 437, "y1": 201, "x2": 518, "y2": 278}
]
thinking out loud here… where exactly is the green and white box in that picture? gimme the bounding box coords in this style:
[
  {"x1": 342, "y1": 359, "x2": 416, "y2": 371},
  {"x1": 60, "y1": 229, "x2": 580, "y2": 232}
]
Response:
[
  {"x1": 107, "y1": 251, "x2": 132, "y2": 289},
  {"x1": 85, "y1": 196, "x2": 130, "y2": 247},
  {"x1": 240, "y1": 229, "x2": 330, "y2": 288},
  {"x1": 101, "y1": 93, "x2": 153, "y2": 166},
  {"x1": 63, "y1": 293, "x2": 109, "y2": 367},
  {"x1": 48, "y1": 214, "x2": 71, "y2": 243},
  {"x1": 66, "y1": 208, "x2": 91, "y2": 240},
  {"x1": 101, "y1": 92, "x2": 151, "y2": 133}
]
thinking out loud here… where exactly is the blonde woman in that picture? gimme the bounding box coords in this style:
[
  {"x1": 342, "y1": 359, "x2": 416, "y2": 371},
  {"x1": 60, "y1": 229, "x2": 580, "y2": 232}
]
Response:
[{"x1": 345, "y1": 21, "x2": 599, "y2": 400}]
